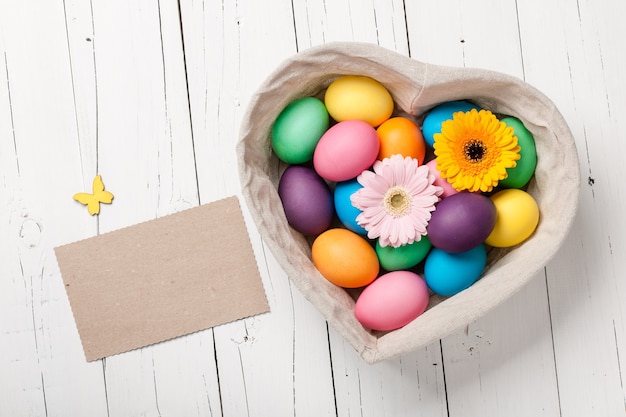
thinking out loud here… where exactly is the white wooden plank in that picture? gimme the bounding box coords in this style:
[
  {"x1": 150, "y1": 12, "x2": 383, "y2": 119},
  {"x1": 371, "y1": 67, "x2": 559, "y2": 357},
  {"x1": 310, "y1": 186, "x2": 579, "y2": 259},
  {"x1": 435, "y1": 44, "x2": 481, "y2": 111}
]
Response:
[
  {"x1": 62, "y1": 0, "x2": 99, "y2": 185},
  {"x1": 149, "y1": 334, "x2": 223, "y2": 416},
  {"x1": 0, "y1": 50, "x2": 50, "y2": 417},
  {"x1": 247, "y1": 236, "x2": 337, "y2": 416},
  {"x1": 406, "y1": 0, "x2": 524, "y2": 73},
  {"x1": 371, "y1": 0, "x2": 411, "y2": 54},
  {"x1": 329, "y1": 331, "x2": 448, "y2": 417},
  {"x1": 91, "y1": 0, "x2": 199, "y2": 226},
  {"x1": 181, "y1": 0, "x2": 297, "y2": 201},
  {"x1": 0, "y1": 1, "x2": 110, "y2": 416},
  {"x1": 207, "y1": 243, "x2": 336, "y2": 417},
  {"x1": 180, "y1": 0, "x2": 337, "y2": 416},
  {"x1": 403, "y1": 0, "x2": 465, "y2": 66},
  {"x1": 517, "y1": 0, "x2": 626, "y2": 414},
  {"x1": 440, "y1": 277, "x2": 560, "y2": 416},
  {"x1": 454, "y1": 0, "x2": 524, "y2": 76},
  {"x1": 292, "y1": 0, "x2": 409, "y2": 53},
  {"x1": 405, "y1": 1, "x2": 561, "y2": 415}
]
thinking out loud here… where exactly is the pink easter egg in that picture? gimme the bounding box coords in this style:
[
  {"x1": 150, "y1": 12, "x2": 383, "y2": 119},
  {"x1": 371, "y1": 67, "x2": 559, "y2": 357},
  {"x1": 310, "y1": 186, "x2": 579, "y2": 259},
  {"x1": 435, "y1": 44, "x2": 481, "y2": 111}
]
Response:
[
  {"x1": 426, "y1": 159, "x2": 458, "y2": 198},
  {"x1": 355, "y1": 270, "x2": 429, "y2": 331},
  {"x1": 313, "y1": 120, "x2": 380, "y2": 182}
]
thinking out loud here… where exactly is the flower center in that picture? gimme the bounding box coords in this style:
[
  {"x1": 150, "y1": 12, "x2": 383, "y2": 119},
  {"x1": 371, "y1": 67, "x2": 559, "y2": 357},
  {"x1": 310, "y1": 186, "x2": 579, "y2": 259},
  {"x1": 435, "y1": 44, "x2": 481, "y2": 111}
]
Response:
[
  {"x1": 464, "y1": 139, "x2": 487, "y2": 163},
  {"x1": 384, "y1": 187, "x2": 411, "y2": 217}
]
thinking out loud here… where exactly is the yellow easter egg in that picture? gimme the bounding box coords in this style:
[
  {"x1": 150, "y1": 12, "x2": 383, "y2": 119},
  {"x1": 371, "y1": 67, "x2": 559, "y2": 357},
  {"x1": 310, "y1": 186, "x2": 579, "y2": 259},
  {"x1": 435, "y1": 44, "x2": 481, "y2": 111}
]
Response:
[
  {"x1": 312, "y1": 228, "x2": 379, "y2": 288},
  {"x1": 324, "y1": 75, "x2": 394, "y2": 127},
  {"x1": 485, "y1": 189, "x2": 539, "y2": 247}
]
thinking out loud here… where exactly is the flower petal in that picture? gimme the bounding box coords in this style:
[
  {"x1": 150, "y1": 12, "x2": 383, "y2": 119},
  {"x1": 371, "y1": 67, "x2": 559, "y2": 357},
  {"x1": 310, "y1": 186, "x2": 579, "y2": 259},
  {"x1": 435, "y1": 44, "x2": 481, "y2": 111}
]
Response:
[
  {"x1": 433, "y1": 109, "x2": 521, "y2": 192},
  {"x1": 347, "y1": 154, "x2": 441, "y2": 247}
]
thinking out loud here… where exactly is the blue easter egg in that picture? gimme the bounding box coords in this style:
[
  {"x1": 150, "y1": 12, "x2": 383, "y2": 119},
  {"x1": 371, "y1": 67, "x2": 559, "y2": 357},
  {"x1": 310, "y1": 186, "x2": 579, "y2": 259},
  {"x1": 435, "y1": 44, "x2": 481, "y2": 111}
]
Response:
[
  {"x1": 422, "y1": 101, "x2": 481, "y2": 147},
  {"x1": 334, "y1": 180, "x2": 368, "y2": 235},
  {"x1": 424, "y1": 244, "x2": 487, "y2": 296}
]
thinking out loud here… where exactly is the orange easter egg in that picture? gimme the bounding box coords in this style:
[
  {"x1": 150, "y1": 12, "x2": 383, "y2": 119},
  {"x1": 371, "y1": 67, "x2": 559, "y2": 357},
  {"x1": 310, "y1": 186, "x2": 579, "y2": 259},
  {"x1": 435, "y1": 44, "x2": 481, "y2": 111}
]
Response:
[
  {"x1": 312, "y1": 228, "x2": 379, "y2": 288},
  {"x1": 376, "y1": 117, "x2": 426, "y2": 163}
]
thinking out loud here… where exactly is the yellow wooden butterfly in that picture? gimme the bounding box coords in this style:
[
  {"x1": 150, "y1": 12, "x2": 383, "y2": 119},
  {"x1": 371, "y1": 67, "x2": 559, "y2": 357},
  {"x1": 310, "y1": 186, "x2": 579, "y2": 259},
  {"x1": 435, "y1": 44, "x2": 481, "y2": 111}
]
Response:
[{"x1": 73, "y1": 175, "x2": 114, "y2": 215}]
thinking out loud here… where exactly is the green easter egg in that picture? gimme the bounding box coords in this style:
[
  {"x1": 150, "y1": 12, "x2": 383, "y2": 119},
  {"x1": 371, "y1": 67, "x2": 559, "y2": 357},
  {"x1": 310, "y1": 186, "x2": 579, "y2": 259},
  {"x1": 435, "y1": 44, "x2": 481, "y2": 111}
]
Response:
[
  {"x1": 500, "y1": 117, "x2": 537, "y2": 188},
  {"x1": 376, "y1": 236, "x2": 432, "y2": 271},
  {"x1": 271, "y1": 97, "x2": 329, "y2": 164}
]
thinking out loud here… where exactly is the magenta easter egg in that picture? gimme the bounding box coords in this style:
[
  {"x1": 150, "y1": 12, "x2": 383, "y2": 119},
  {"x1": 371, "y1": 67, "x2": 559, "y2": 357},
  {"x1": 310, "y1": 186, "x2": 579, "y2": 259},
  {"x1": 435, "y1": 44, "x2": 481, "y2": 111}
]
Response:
[
  {"x1": 313, "y1": 120, "x2": 380, "y2": 181},
  {"x1": 355, "y1": 271, "x2": 429, "y2": 331},
  {"x1": 426, "y1": 159, "x2": 458, "y2": 199},
  {"x1": 278, "y1": 165, "x2": 334, "y2": 236},
  {"x1": 426, "y1": 192, "x2": 496, "y2": 253}
]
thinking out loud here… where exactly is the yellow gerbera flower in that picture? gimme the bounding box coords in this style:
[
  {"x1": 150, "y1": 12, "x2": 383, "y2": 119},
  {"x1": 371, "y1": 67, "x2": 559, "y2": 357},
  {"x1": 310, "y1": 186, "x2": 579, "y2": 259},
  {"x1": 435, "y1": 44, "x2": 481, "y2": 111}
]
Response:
[{"x1": 433, "y1": 109, "x2": 521, "y2": 192}]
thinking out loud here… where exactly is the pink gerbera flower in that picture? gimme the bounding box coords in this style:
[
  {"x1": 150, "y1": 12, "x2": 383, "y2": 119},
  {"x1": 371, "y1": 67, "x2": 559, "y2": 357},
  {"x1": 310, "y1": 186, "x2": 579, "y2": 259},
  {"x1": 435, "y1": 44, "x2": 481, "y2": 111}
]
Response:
[{"x1": 351, "y1": 155, "x2": 442, "y2": 248}]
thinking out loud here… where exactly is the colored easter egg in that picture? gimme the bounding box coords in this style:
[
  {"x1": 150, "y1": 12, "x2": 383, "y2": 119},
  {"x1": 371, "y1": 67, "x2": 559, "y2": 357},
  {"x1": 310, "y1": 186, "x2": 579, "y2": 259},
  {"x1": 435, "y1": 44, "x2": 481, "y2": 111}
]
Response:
[
  {"x1": 499, "y1": 117, "x2": 537, "y2": 188},
  {"x1": 271, "y1": 97, "x2": 330, "y2": 164},
  {"x1": 312, "y1": 228, "x2": 380, "y2": 288},
  {"x1": 376, "y1": 117, "x2": 426, "y2": 163},
  {"x1": 278, "y1": 165, "x2": 334, "y2": 236},
  {"x1": 355, "y1": 271, "x2": 429, "y2": 331},
  {"x1": 485, "y1": 189, "x2": 539, "y2": 247},
  {"x1": 376, "y1": 236, "x2": 432, "y2": 271},
  {"x1": 324, "y1": 75, "x2": 394, "y2": 127},
  {"x1": 313, "y1": 120, "x2": 380, "y2": 182},
  {"x1": 422, "y1": 100, "x2": 481, "y2": 147},
  {"x1": 426, "y1": 159, "x2": 458, "y2": 198},
  {"x1": 424, "y1": 244, "x2": 487, "y2": 296},
  {"x1": 427, "y1": 192, "x2": 496, "y2": 253},
  {"x1": 334, "y1": 179, "x2": 368, "y2": 235}
]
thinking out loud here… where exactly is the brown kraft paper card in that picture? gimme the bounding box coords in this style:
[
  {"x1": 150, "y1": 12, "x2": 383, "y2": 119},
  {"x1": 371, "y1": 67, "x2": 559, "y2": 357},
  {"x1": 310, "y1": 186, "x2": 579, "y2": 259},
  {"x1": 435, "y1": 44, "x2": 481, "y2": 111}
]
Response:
[{"x1": 55, "y1": 196, "x2": 270, "y2": 361}]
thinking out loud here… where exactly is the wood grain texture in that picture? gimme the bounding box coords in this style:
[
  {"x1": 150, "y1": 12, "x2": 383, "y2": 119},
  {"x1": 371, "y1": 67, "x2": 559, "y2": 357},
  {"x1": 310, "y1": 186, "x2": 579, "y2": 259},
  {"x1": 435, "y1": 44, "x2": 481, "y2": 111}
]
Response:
[
  {"x1": 180, "y1": 1, "x2": 337, "y2": 416},
  {"x1": 1, "y1": 0, "x2": 624, "y2": 415},
  {"x1": 517, "y1": 0, "x2": 626, "y2": 415}
]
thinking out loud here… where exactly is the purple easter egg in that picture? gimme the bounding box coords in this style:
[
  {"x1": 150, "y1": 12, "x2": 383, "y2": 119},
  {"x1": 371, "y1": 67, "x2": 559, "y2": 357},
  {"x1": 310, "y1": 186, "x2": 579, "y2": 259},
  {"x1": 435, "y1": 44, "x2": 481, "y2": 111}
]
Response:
[
  {"x1": 278, "y1": 165, "x2": 334, "y2": 236},
  {"x1": 426, "y1": 192, "x2": 496, "y2": 253}
]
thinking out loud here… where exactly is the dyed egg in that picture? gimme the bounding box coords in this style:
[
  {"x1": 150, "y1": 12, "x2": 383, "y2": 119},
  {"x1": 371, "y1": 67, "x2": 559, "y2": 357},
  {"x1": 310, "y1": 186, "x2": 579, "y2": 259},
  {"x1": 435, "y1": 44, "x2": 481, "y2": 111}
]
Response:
[
  {"x1": 485, "y1": 189, "x2": 539, "y2": 247},
  {"x1": 312, "y1": 228, "x2": 379, "y2": 288},
  {"x1": 278, "y1": 166, "x2": 333, "y2": 236},
  {"x1": 427, "y1": 192, "x2": 496, "y2": 253},
  {"x1": 422, "y1": 100, "x2": 481, "y2": 147},
  {"x1": 313, "y1": 120, "x2": 380, "y2": 182},
  {"x1": 355, "y1": 271, "x2": 429, "y2": 331},
  {"x1": 376, "y1": 237, "x2": 432, "y2": 271},
  {"x1": 426, "y1": 159, "x2": 458, "y2": 198},
  {"x1": 324, "y1": 75, "x2": 394, "y2": 127},
  {"x1": 271, "y1": 97, "x2": 329, "y2": 164},
  {"x1": 424, "y1": 244, "x2": 487, "y2": 296},
  {"x1": 334, "y1": 180, "x2": 368, "y2": 235},
  {"x1": 376, "y1": 117, "x2": 426, "y2": 163},
  {"x1": 499, "y1": 117, "x2": 537, "y2": 188}
]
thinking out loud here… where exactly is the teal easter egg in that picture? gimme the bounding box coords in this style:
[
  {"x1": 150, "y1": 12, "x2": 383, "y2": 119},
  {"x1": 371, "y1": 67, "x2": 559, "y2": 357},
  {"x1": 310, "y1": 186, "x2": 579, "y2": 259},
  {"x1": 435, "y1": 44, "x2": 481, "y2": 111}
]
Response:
[
  {"x1": 424, "y1": 244, "x2": 487, "y2": 296},
  {"x1": 376, "y1": 236, "x2": 432, "y2": 271},
  {"x1": 499, "y1": 117, "x2": 537, "y2": 188},
  {"x1": 422, "y1": 100, "x2": 481, "y2": 147},
  {"x1": 334, "y1": 179, "x2": 367, "y2": 235},
  {"x1": 271, "y1": 97, "x2": 329, "y2": 164}
]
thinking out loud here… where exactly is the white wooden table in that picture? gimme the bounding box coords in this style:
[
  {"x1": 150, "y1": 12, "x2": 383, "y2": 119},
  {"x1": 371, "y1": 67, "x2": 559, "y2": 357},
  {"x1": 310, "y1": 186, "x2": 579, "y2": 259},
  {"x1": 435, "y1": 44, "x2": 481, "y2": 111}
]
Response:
[{"x1": 1, "y1": 0, "x2": 623, "y2": 416}]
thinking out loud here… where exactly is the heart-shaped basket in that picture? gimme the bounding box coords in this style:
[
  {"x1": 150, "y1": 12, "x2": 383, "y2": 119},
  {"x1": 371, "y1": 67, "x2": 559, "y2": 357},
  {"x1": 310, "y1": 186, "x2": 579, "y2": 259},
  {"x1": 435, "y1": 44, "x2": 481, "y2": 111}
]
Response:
[{"x1": 236, "y1": 42, "x2": 580, "y2": 364}]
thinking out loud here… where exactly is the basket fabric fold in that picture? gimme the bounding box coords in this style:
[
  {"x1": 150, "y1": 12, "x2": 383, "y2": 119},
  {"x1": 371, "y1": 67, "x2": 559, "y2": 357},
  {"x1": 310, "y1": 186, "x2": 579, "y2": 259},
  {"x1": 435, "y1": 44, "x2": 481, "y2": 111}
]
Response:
[{"x1": 236, "y1": 42, "x2": 580, "y2": 364}]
